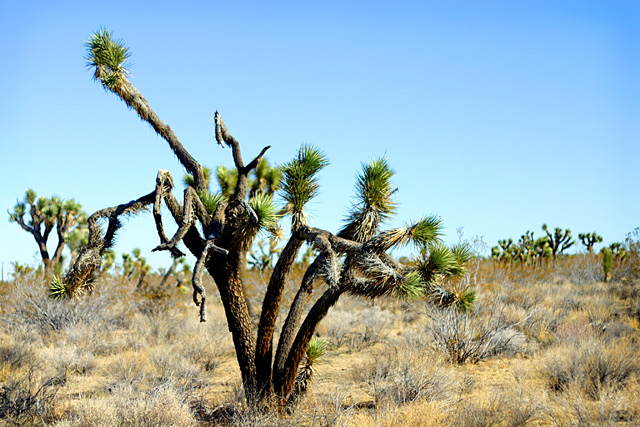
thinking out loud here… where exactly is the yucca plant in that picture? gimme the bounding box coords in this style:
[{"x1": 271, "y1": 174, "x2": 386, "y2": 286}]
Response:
[
  {"x1": 64, "y1": 29, "x2": 473, "y2": 411},
  {"x1": 286, "y1": 336, "x2": 327, "y2": 409},
  {"x1": 48, "y1": 275, "x2": 68, "y2": 300}
]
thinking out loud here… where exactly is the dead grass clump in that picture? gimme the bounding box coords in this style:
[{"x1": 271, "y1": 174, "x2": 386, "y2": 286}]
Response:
[
  {"x1": 547, "y1": 382, "x2": 640, "y2": 426},
  {"x1": 3, "y1": 276, "x2": 132, "y2": 337},
  {"x1": 148, "y1": 346, "x2": 204, "y2": 395},
  {"x1": 64, "y1": 384, "x2": 198, "y2": 427},
  {"x1": 0, "y1": 366, "x2": 63, "y2": 425},
  {"x1": 103, "y1": 351, "x2": 152, "y2": 389},
  {"x1": 446, "y1": 387, "x2": 547, "y2": 427},
  {"x1": 0, "y1": 338, "x2": 36, "y2": 379},
  {"x1": 40, "y1": 345, "x2": 97, "y2": 380},
  {"x1": 181, "y1": 312, "x2": 233, "y2": 373},
  {"x1": 321, "y1": 301, "x2": 395, "y2": 352},
  {"x1": 352, "y1": 345, "x2": 456, "y2": 408},
  {"x1": 543, "y1": 338, "x2": 640, "y2": 400}
]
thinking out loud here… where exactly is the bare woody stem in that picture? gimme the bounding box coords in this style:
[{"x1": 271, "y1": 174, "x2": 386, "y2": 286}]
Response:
[{"x1": 97, "y1": 67, "x2": 206, "y2": 191}]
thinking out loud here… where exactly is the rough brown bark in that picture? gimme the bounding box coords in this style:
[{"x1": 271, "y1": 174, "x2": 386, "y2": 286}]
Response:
[{"x1": 255, "y1": 235, "x2": 305, "y2": 396}]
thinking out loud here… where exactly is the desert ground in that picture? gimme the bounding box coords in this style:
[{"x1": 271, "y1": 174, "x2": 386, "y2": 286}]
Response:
[{"x1": 1, "y1": 248, "x2": 638, "y2": 426}]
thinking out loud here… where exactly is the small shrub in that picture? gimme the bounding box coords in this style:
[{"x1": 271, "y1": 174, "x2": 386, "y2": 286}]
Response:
[
  {"x1": 426, "y1": 306, "x2": 529, "y2": 364},
  {"x1": 0, "y1": 367, "x2": 63, "y2": 425},
  {"x1": 543, "y1": 338, "x2": 640, "y2": 400},
  {"x1": 352, "y1": 345, "x2": 456, "y2": 407}
]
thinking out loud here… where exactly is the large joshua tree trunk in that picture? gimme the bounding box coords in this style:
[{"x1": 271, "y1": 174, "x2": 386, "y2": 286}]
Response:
[{"x1": 64, "y1": 30, "x2": 475, "y2": 410}]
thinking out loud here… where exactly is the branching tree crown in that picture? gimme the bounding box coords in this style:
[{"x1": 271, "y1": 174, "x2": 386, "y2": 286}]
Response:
[
  {"x1": 578, "y1": 232, "x2": 603, "y2": 254},
  {"x1": 8, "y1": 189, "x2": 87, "y2": 277},
  {"x1": 542, "y1": 224, "x2": 575, "y2": 263},
  {"x1": 60, "y1": 29, "x2": 474, "y2": 409}
]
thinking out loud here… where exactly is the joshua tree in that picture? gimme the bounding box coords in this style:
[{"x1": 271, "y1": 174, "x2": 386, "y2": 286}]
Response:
[
  {"x1": 159, "y1": 256, "x2": 190, "y2": 287},
  {"x1": 492, "y1": 231, "x2": 551, "y2": 267},
  {"x1": 8, "y1": 189, "x2": 87, "y2": 277},
  {"x1": 59, "y1": 29, "x2": 473, "y2": 408},
  {"x1": 532, "y1": 235, "x2": 552, "y2": 265},
  {"x1": 578, "y1": 232, "x2": 603, "y2": 254},
  {"x1": 122, "y1": 248, "x2": 151, "y2": 287},
  {"x1": 100, "y1": 249, "x2": 116, "y2": 274},
  {"x1": 491, "y1": 238, "x2": 515, "y2": 264},
  {"x1": 608, "y1": 242, "x2": 627, "y2": 261},
  {"x1": 542, "y1": 224, "x2": 575, "y2": 263}
]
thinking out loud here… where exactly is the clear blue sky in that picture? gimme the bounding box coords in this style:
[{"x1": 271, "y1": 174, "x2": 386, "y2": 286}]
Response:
[{"x1": 1, "y1": 0, "x2": 638, "y2": 274}]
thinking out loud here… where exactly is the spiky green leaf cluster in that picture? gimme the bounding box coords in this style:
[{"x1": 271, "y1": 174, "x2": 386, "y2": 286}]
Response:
[
  {"x1": 362, "y1": 216, "x2": 442, "y2": 254},
  {"x1": 197, "y1": 190, "x2": 224, "y2": 215},
  {"x1": 216, "y1": 165, "x2": 238, "y2": 201},
  {"x1": 339, "y1": 158, "x2": 397, "y2": 242},
  {"x1": 454, "y1": 288, "x2": 477, "y2": 313},
  {"x1": 305, "y1": 336, "x2": 327, "y2": 367},
  {"x1": 49, "y1": 275, "x2": 68, "y2": 300},
  {"x1": 396, "y1": 270, "x2": 428, "y2": 299},
  {"x1": 354, "y1": 158, "x2": 397, "y2": 219},
  {"x1": 86, "y1": 29, "x2": 131, "y2": 90},
  {"x1": 25, "y1": 189, "x2": 37, "y2": 204},
  {"x1": 250, "y1": 192, "x2": 280, "y2": 232},
  {"x1": 418, "y1": 244, "x2": 469, "y2": 283},
  {"x1": 279, "y1": 145, "x2": 328, "y2": 225},
  {"x1": 411, "y1": 216, "x2": 443, "y2": 246},
  {"x1": 250, "y1": 158, "x2": 283, "y2": 197}
]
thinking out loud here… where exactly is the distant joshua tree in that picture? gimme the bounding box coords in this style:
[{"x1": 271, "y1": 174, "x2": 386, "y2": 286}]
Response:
[
  {"x1": 59, "y1": 29, "x2": 473, "y2": 410},
  {"x1": 542, "y1": 224, "x2": 575, "y2": 263},
  {"x1": 8, "y1": 189, "x2": 87, "y2": 277},
  {"x1": 578, "y1": 232, "x2": 603, "y2": 254}
]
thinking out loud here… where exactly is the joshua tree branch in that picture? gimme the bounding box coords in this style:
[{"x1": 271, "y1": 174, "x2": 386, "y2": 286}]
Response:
[{"x1": 95, "y1": 67, "x2": 206, "y2": 191}]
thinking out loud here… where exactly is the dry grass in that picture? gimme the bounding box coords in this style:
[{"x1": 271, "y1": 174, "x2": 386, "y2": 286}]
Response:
[{"x1": 0, "y1": 251, "x2": 639, "y2": 426}]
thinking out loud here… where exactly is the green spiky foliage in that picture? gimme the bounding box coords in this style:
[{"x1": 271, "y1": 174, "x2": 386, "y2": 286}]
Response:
[
  {"x1": 279, "y1": 145, "x2": 329, "y2": 230},
  {"x1": 216, "y1": 165, "x2": 238, "y2": 201},
  {"x1": 286, "y1": 336, "x2": 327, "y2": 408},
  {"x1": 250, "y1": 158, "x2": 283, "y2": 198},
  {"x1": 197, "y1": 191, "x2": 224, "y2": 216},
  {"x1": 85, "y1": 28, "x2": 131, "y2": 91},
  {"x1": 400, "y1": 241, "x2": 471, "y2": 308},
  {"x1": 602, "y1": 247, "x2": 612, "y2": 282},
  {"x1": 127, "y1": 248, "x2": 151, "y2": 285},
  {"x1": 339, "y1": 158, "x2": 397, "y2": 243},
  {"x1": 493, "y1": 232, "x2": 552, "y2": 267},
  {"x1": 579, "y1": 232, "x2": 603, "y2": 254},
  {"x1": 495, "y1": 238, "x2": 515, "y2": 264},
  {"x1": 64, "y1": 225, "x2": 89, "y2": 264},
  {"x1": 8, "y1": 189, "x2": 87, "y2": 277},
  {"x1": 491, "y1": 246, "x2": 501, "y2": 260},
  {"x1": 250, "y1": 192, "x2": 280, "y2": 232},
  {"x1": 122, "y1": 253, "x2": 134, "y2": 277},
  {"x1": 231, "y1": 193, "x2": 282, "y2": 252},
  {"x1": 533, "y1": 236, "x2": 552, "y2": 264},
  {"x1": 49, "y1": 275, "x2": 68, "y2": 300}
]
